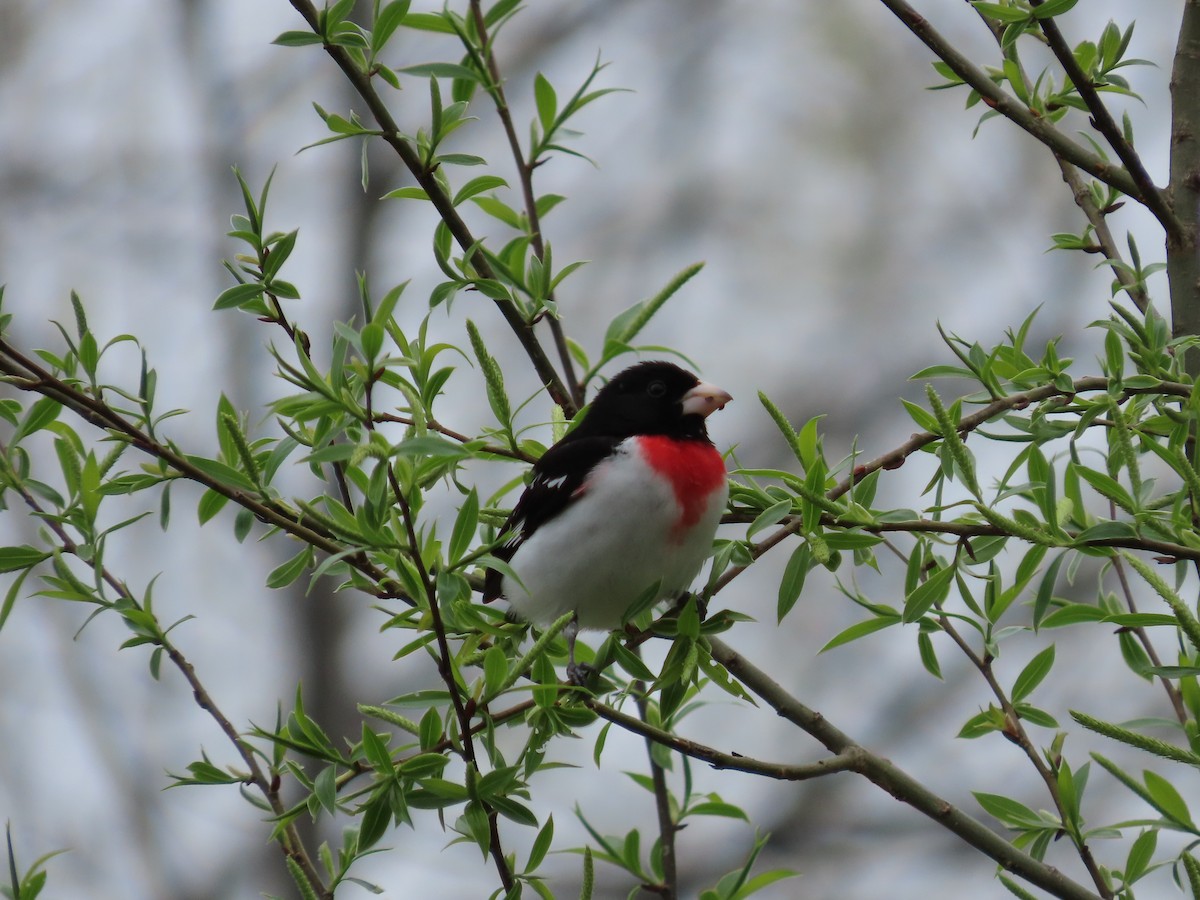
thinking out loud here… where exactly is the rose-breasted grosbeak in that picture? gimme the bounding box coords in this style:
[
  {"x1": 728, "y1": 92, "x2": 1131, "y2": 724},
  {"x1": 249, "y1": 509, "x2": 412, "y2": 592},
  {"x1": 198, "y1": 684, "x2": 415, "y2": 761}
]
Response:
[{"x1": 483, "y1": 361, "x2": 731, "y2": 678}]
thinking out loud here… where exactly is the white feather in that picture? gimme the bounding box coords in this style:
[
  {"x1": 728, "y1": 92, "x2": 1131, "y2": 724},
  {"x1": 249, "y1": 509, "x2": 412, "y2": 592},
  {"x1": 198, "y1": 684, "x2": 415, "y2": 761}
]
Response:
[{"x1": 503, "y1": 438, "x2": 727, "y2": 629}]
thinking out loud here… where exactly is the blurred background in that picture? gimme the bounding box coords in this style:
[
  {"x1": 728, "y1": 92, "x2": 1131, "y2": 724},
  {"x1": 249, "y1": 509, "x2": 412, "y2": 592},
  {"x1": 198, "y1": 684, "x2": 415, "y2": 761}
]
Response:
[{"x1": 0, "y1": 1, "x2": 1186, "y2": 897}]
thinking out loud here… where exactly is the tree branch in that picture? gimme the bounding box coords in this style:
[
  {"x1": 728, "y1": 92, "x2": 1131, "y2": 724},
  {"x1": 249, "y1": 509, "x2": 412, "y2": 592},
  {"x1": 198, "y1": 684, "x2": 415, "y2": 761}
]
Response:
[
  {"x1": 466, "y1": 0, "x2": 585, "y2": 410},
  {"x1": 716, "y1": 376, "x2": 1190, "y2": 596},
  {"x1": 4, "y1": 470, "x2": 329, "y2": 897},
  {"x1": 0, "y1": 339, "x2": 403, "y2": 600},
  {"x1": 1169, "y1": 0, "x2": 1200, "y2": 364},
  {"x1": 286, "y1": 0, "x2": 576, "y2": 415},
  {"x1": 876, "y1": 0, "x2": 1141, "y2": 200},
  {"x1": 1029, "y1": 0, "x2": 1181, "y2": 240},
  {"x1": 707, "y1": 637, "x2": 1102, "y2": 900},
  {"x1": 587, "y1": 700, "x2": 858, "y2": 782}
]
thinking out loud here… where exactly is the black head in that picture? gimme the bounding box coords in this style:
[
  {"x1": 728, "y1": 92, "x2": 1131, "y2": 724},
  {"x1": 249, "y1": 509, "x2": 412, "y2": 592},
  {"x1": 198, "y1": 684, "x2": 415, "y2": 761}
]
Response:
[{"x1": 570, "y1": 361, "x2": 731, "y2": 442}]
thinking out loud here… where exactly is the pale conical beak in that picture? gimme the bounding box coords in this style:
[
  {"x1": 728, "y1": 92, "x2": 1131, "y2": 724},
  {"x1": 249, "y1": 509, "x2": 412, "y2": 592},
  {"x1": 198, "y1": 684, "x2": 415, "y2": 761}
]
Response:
[{"x1": 682, "y1": 381, "x2": 733, "y2": 418}]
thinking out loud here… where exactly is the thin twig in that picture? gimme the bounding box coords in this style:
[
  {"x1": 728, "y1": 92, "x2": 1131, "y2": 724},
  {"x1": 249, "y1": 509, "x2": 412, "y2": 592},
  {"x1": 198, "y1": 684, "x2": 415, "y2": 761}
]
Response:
[
  {"x1": 632, "y1": 675, "x2": 677, "y2": 899},
  {"x1": 385, "y1": 463, "x2": 515, "y2": 892},
  {"x1": 1110, "y1": 553, "x2": 1188, "y2": 723},
  {"x1": 587, "y1": 700, "x2": 858, "y2": 781},
  {"x1": 968, "y1": 9, "x2": 1151, "y2": 311}
]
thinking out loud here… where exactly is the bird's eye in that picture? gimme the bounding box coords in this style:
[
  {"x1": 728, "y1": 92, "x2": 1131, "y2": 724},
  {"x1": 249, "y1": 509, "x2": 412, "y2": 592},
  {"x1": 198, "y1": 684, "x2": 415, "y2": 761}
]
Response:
[{"x1": 647, "y1": 380, "x2": 667, "y2": 398}]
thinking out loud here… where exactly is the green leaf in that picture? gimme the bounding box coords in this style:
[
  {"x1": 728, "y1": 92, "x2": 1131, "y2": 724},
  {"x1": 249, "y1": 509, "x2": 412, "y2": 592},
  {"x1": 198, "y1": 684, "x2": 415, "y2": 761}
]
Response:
[
  {"x1": 534, "y1": 73, "x2": 558, "y2": 133},
  {"x1": 383, "y1": 186, "x2": 430, "y2": 201},
  {"x1": 820, "y1": 615, "x2": 901, "y2": 651},
  {"x1": 1075, "y1": 466, "x2": 1135, "y2": 512},
  {"x1": 267, "y1": 547, "x2": 313, "y2": 589},
  {"x1": 273, "y1": 30, "x2": 324, "y2": 47},
  {"x1": 452, "y1": 175, "x2": 508, "y2": 206},
  {"x1": 1030, "y1": 0, "x2": 1079, "y2": 19},
  {"x1": 213, "y1": 281, "x2": 265, "y2": 311},
  {"x1": 449, "y1": 489, "x2": 479, "y2": 565},
  {"x1": 400, "y1": 62, "x2": 481, "y2": 82},
  {"x1": 776, "y1": 543, "x2": 810, "y2": 622},
  {"x1": 973, "y1": 792, "x2": 1042, "y2": 828},
  {"x1": 903, "y1": 562, "x2": 955, "y2": 623},
  {"x1": 746, "y1": 498, "x2": 792, "y2": 540},
  {"x1": 1011, "y1": 645, "x2": 1055, "y2": 703},
  {"x1": 1143, "y1": 770, "x2": 1194, "y2": 828},
  {"x1": 0, "y1": 546, "x2": 49, "y2": 574},
  {"x1": 371, "y1": 0, "x2": 412, "y2": 53}
]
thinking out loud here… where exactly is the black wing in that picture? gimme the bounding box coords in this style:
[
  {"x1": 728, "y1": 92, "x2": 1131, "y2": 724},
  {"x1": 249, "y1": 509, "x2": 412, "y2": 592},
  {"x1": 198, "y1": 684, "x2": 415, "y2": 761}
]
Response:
[{"x1": 482, "y1": 436, "x2": 622, "y2": 601}]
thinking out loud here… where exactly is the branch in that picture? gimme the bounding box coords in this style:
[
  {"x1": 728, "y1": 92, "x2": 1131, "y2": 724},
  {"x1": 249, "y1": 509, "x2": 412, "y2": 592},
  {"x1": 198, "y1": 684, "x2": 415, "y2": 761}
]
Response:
[
  {"x1": 587, "y1": 700, "x2": 858, "y2": 782},
  {"x1": 385, "y1": 463, "x2": 515, "y2": 892},
  {"x1": 466, "y1": 0, "x2": 585, "y2": 410},
  {"x1": 876, "y1": 0, "x2": 1141, "y2": 200},
  {"x1": 1029, "y1": 0, "x2": 1181, "y2": 240},
  {"x1": 0, "y1": 339, "x2": 403, "y2": 601},
  {"x1": 286, "y1": 0, "x2": 576, "y2": 415},
  {"x1": 707, "y1": 637, "x2": 1102, "y2": 900},
  {"x1": 6, "y1": 471, "x2": 329, "y2": 897},
  {"x1": 1168, "y1": 0, "x2": 1200, "y2": 359},
  {"x1": 632, "y1": 684, "x2": 678, "y2": 899},
  {"x1": 969, "y1": 11, "x2": 1152, "y2": 312},
  {"x1": 716, "y1": 376, "x2": 1190, "y2": 595},
  {"x1": 718, "y1": 510, "x2": 1200, "y2": 565},
  {"x1": 933, "y1": 612, "x2": 1112, "y2": 896}
]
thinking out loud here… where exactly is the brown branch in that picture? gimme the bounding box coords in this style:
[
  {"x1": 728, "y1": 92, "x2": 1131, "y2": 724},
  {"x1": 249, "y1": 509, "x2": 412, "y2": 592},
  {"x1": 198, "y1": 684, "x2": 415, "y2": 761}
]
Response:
[
  {"x1": 286, "y1": 0, "x2": 575, "y2": 415},
  {"x1": 715, "y1": 376, "x2": 1190, "y2": 596},
  {"x1": 876, "y1": 0, "x2": 1141, "y2": 200},
  {"x1": 4, "y1": 468, "x2": 329, "y2": 897},
  {"x1": 934, "y1": 612, "x2": 1112, "y2": 897},
  {"x1": 707, "y1": 637, "x2": 1102, "y2": 900},
  {"x1": 0, "y1": 339, "x2": 403, "y2": 601},
  {"x1": 466, "y1": 0, "x2": 584, "y2": 410},
  {"x1": 1029, "y1": 0, "x2": 1180, "y2": 240},
  {"x1": 1168, "y1": 0, "x2": 1200, "y2": 366},
  {"x1": 587, "y1": 700, "x2": 858, "y2": 782},
  {"x1": 385, "y1": 463, "x2": 515, "y2": 892}
]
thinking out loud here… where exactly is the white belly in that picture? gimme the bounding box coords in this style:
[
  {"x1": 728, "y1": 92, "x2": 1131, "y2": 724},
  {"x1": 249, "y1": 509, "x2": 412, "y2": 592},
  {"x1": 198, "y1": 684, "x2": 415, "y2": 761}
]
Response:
[{"x1": 504, "y1": 441, "x2": 727, "y2": 630}]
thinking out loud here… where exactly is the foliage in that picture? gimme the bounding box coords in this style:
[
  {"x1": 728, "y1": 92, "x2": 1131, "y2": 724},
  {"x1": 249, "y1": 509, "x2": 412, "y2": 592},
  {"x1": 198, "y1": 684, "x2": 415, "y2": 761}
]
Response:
[{"x1": 3, "y1": 1, "x2": 1200, "y2": 898}]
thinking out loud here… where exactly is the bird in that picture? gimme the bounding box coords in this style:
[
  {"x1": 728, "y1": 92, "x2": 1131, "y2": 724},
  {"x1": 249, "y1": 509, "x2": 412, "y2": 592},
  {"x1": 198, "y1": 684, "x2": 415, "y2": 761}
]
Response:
[{"x1": 482, "y1": 360, "x2": 731, "y2": 680}]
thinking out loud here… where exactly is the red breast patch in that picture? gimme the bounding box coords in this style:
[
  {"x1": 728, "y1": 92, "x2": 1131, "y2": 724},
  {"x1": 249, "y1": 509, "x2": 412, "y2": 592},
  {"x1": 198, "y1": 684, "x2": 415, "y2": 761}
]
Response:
[{"x1": 638, "y1": 436, "x2": 727, "y2": 532}]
